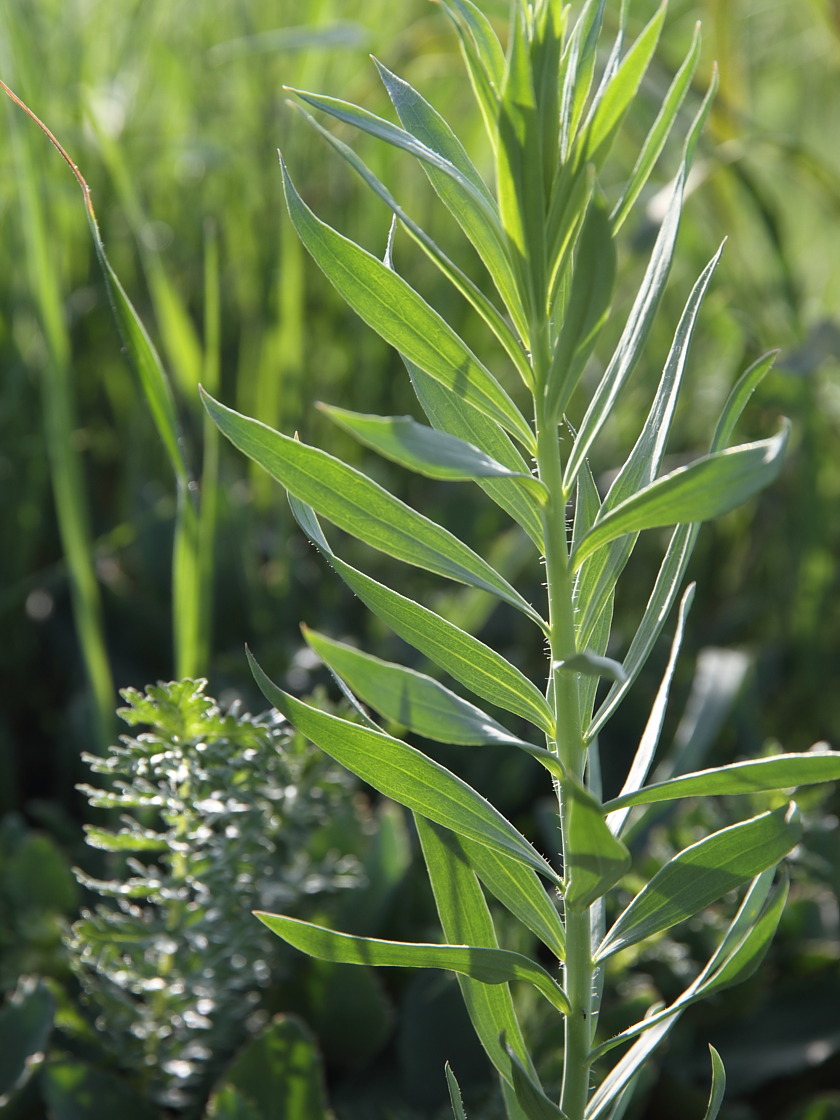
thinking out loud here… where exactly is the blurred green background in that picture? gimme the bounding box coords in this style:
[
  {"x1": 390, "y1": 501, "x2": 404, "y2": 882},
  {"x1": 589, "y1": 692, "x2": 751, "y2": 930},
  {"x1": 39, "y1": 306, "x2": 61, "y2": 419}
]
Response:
[{"x1": 1, "y1": 0, "x2": 839, "y2": 1117}]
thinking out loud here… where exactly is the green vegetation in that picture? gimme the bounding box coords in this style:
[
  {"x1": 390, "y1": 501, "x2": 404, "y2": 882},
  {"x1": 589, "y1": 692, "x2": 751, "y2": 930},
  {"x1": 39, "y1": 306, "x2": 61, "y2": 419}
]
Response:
[{"x1": 2, "y1": 1, "x2": 840, "y2": 1118}]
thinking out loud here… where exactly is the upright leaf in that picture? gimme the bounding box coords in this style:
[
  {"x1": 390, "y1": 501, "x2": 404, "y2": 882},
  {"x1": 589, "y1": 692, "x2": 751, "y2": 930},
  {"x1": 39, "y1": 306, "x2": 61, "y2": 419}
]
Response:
[
  {"x1": 596, "y1": 806, "x2": 801, "y2": 960},
  {"x1": 563, "y1": 777, "x2": 631, "y2": 910}
]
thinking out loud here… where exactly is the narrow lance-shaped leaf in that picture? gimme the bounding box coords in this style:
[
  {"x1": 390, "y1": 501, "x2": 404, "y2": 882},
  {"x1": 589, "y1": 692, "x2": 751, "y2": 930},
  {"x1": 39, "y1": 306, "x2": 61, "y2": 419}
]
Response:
[
  {"x1": 302, "y1": 626, "x2": 540, "y2": 751},
  {"x1": 563, "y1": 776, "x2": 631, "y2": 911},
  {"x1": 446, "y1": 1065, "x2": 468, "y2": 1120},
  {"x1": 458, "y1": 837, "x2": 567, "y2": 962},
  {"x1": 506, "y1": 1042, "x2": 570, "y2": 1120},
  {"x1": 574, "y1": 1, "x2": 667, "y2": 169},
  {"x1": 437, "y1": 0, "x2": 506, "y2": 150},
  {"x1": 564, "y1": 167, "x2": 685, "y2": 490},
  {"x1": 417, "y1": 816, "x2": 544, "y2": 1088},
  {"x1": 702, "y1": 1048, "x2": 726, "y2": 1120},
  {"x1": 318, "y1": 405, "x2": 545, "y2": 497},
  {"x1": 611, "y1": 21, "x2": 702, "y2": 231},
  {"x1": 546, "y1": 196, "x2": 616, "y2": 419},
  {"x1": 202, "y1": 389, "x2": 545, "y2": 629},
  {"x1": 280, "y1": 160, "x2": 535, "y2": 452},
  {"x1": 408, "y1": 360, "x2": 545, "y2": 547},
  {"x1": 593, "y1": 871, "x2": 787, "y2": 1061},
  {"x1": 572, "y1": 424, "x2": 789, "y2": 570},
  {"x1": 604, "y1": 751, "x2": 840, "y2": 812},
  {"x1": 255, "y1": 913, "x2": 569, "y2": 1014},
  {"x1": 596, "y1": 805, "x2": 801, "y2": 961},
  {"x1": 249, "y1": 652, "x2": 562, "y2": 888},
  {"x1": 292, "y1": 103, "x2": 532, "y2": 385},
  {"x1": 289, "y1": 496, "x2": 556, "y2": 736},
  {"x1": 606, "y1": 584, "x2": 696, "y2": 837}
]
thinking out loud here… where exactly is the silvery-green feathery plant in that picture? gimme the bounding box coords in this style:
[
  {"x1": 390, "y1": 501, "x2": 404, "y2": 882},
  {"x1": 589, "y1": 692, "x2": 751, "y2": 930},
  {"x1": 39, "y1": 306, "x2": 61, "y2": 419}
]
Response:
[{"x1": 188, "y1": 2, "x2": 840, "y2": 1118}]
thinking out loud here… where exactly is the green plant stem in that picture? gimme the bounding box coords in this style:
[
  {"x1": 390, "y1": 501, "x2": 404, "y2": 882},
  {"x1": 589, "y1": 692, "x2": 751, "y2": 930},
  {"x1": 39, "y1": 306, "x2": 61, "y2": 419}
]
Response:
[{"x1": 535, "y1": 394, "x2": 592, "y2": 1119}]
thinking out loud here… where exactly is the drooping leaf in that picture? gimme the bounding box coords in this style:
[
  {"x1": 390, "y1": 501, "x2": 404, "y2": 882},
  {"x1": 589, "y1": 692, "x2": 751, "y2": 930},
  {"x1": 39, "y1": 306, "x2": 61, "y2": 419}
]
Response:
[
  {"x1": 280, "y1": 160, "x2": 535, "y2": 451},
  {"x1": 572, "y1": 424, "x2": 789, "y2": 569},
  {"x1": 249, "y1": 652, "x2": 561, "y2": 887},
  {"x1": 563, "y1": 777, "x2": 631, "y2": 911},
  {"x1": 202, "y1": 389, "x2": 545, "y2": 629},
  {"x1": 255, "y1": 912, "x2": 569, "y2": 1014},
  {"x1": 555, "y1": 650, "x2": 626, "y2": 683},
  {"x1": 319, "y1": 405, "x2": 545, "y2": 496},
  {"x1": 603, "y1": 751, "x2": 840, "y2": 812},
  {"x1": 596, "y1": 806, "x2": 801, "y2": 960},
  {"x1": 289, "y1": 496, "x2": 555, "y2": 735}
]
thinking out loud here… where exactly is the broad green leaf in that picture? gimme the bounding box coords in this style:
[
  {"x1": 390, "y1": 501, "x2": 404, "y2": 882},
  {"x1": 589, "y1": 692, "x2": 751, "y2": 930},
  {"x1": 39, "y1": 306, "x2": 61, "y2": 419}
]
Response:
[
  {"x1": 408, "y1": 360, "x2": 545, "y2": 546},
  {"x1": 459, "y1": 837, "x2": 567, "y2": 961},
  {"x1": 606, "y1": 584, "x2": 695, "y2": 836},
  {"x1": 416, "y1": 816, "x2": 542, "y2": 1087},
  {"x1": 564, "y1": 167, "x2": 685, "y2": 490},
  {"x1": 203, "y1": 390, "x2": 545, "y2": 629},
  {"x1": 446, "y1": 1064, "x2": 468, "y2": 1120},
  {"x1": 702, "y1": 1048, "x2": 726, "y2": 1120},
  {"x1": 545, "y1": 197, "x2": 616, "y2": 419},
  {"x1": 293, "y1": 103, "x2": 531, "y2": 383},
  {"x1": 575, "y1": 2, "x2": 666, "y2": 168},
  {"x1": 302, "y1": 627, "x2": 532, "y2": 749},
  {"x1": 572, "y1": 424, "x2": 789, "y2": 570},
  {"x1": 250, "y1": 652, "x2": 561, "y2": 887},
  {"x1": 280, "y1": 161, "x2": 535, "y2": 451},
  {"x1": 611, "y1": 22, "x2": 702, "y2": 230},
  {"x1": 0, "y1": 979, "x2": 55, "y2": 1100},
  {"x1": 596, "y1": 806, "x2": 801, "y2": 960},
  {"x1": 507, "y1": 1044, "x2": 569, "y2": 1120},
  {"x1": 207, "y1": 1016, "x2": 331, "y2": 1120},
  {"x1": 44, "y1": 1061, "x2": 159, "y2": 1120},
  {"x1": 289, "y1": 496, "x2": 555, "y2": 735},
  {"x1": 255, "y1": 912, "x2": 569, "y2": 1014},
  {"x1": 603, "y1": 752, "x2": 840, "y2": 812},
  {"x1": 563, "y1": 776, "x2": 631, "y2": 911},
  {"x1": 319, "y1": 405, "x2": 545, "y2": 497}
]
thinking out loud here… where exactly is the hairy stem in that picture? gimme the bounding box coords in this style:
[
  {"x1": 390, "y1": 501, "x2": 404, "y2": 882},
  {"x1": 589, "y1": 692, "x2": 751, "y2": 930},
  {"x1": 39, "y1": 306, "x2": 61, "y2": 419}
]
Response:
[{"x1": 535, "y1": 387, "x2": 593, "y2": 1118}]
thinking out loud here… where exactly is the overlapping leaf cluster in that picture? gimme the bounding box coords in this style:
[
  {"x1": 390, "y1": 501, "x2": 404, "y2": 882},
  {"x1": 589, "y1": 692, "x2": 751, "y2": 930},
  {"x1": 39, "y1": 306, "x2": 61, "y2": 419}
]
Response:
[{"x1": 199, "y1": 2, "x2": 840, "y2": 1118}]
